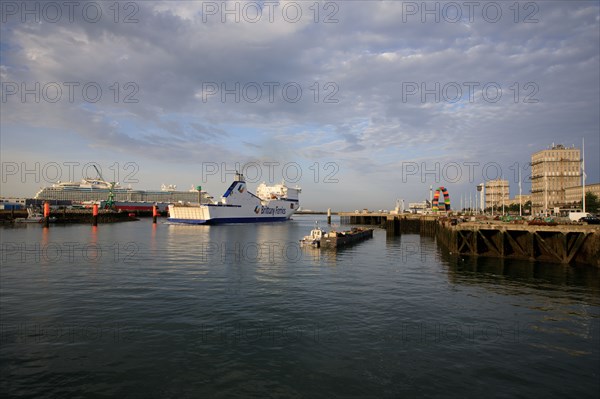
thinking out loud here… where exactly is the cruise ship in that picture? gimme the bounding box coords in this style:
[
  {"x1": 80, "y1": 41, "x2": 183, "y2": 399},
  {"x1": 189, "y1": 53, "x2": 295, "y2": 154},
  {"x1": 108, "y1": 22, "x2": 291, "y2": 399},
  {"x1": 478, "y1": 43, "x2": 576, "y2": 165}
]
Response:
[
  {"x1": 34, "y1": 179, "x2": 212, "y2": 204},
  {"x1": 168, "y1": 173, "x2": 301, "y2": 224}
]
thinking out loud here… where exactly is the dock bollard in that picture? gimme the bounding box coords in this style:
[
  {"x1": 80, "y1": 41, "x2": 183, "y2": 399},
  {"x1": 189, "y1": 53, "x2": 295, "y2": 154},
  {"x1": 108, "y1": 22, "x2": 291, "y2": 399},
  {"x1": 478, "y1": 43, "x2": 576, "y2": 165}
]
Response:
[
  {"x1": 327, "y1": 208, "x2": 331, "y2": 224},
  {"x1": 44, "y1": 202, "x2": 50, "y2": 228},
  {"x1": 153, "y1": 205, "x2": 158, "y2": 224},
  {"x1": 92, "y1": 204, "x2": 98, "y2": 226}
]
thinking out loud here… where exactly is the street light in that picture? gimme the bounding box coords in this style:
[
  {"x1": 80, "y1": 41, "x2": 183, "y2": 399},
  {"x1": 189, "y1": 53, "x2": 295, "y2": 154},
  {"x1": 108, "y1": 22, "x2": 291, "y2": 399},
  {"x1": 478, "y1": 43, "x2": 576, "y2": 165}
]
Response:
[
  {"x1": 477, "y1": 184, "x2": 483, "y2": 215},
  {"x1": 502, "y1": 180, "x2": 505, "y2": 216}
]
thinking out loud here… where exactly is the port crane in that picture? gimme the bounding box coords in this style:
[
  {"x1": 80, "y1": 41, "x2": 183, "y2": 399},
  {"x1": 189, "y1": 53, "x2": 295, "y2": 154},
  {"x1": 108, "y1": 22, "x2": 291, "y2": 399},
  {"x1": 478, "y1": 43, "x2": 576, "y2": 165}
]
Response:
[{"x1": 92, "y1": 165, "x2": 116, "y2": 209}]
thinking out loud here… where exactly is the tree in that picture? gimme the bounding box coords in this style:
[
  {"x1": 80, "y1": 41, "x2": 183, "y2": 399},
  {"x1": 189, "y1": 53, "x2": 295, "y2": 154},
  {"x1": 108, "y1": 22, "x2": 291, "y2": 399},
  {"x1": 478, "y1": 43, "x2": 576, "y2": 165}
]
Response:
[
  {"x1": 507, "y1": 203, "x2": 520, "y2": 213},
  {"x1": 585, "y1": 192, "x2": 599, "y2": 213},
  {"x1": 523, "y1": 200, "x2": 532, "y2": 215}
]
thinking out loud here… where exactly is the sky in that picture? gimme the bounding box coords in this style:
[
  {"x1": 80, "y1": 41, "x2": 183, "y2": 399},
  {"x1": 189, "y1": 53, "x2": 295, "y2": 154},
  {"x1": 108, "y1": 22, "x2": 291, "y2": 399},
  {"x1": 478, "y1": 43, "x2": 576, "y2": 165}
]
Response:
[{"x1": 1, "y1": 0, "x2": 599, "y2": 211}]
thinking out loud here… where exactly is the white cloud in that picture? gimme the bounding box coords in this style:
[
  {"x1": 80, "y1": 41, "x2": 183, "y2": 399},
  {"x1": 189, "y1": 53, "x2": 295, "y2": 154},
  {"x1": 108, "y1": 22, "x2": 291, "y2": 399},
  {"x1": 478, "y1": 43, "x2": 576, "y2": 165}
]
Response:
[{"x1": 1, "y1": 1, "x2": 598, "y2": 209}]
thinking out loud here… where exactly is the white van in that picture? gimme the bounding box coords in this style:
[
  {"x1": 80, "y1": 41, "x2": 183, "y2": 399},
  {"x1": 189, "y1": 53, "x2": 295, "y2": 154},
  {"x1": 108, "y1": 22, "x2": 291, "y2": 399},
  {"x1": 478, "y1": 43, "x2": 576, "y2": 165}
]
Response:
[{"x1": 568, "y1": 212, "x2": 591, "y2": 221}]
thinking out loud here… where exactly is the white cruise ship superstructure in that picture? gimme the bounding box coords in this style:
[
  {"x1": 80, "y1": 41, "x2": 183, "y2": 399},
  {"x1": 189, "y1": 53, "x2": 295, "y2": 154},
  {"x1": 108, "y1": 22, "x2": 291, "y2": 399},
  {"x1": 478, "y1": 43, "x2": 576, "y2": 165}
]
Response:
[
  {"x1": 168, "y1": 173, "x2": 301, "y2": 224},
  {"x1": 35, "y1": 179, "x2": 210, "y2": 204}
]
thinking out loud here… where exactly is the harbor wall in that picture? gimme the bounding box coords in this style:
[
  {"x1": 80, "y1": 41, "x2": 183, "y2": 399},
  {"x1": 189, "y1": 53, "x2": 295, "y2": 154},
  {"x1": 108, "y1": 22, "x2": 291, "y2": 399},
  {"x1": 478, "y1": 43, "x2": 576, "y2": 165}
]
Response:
[
  {"x1": 0, "y1": 209, "x2": 136, "y2": 224},
  {"x1": 339, "y1": 213, "x2": 599, "y2": 267}
]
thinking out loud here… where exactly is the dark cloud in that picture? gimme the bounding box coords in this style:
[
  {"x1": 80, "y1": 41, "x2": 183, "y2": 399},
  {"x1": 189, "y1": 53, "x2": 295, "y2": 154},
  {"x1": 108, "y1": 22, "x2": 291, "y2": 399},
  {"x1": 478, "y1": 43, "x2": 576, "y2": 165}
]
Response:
[{"x1": 1, "y1": 1, "x2": 598, "y2": 208}]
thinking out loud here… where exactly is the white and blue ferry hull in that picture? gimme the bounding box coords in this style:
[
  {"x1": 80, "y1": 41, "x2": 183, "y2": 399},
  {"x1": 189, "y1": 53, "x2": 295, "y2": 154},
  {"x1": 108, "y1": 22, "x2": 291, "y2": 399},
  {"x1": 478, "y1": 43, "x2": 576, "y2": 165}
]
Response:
[
  {"x1": 167, "y1": 201, "x2": 297, "y2": 224},
  {"x1": 168, "y1": 177, "x2": 300, "y2": 225}
]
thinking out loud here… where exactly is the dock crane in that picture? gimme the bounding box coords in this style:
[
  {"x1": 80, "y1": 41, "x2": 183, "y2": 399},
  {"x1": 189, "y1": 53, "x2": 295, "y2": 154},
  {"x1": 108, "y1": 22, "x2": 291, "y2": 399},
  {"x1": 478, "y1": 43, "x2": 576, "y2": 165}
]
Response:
[{"x1": 93, "y1": 165, "x2": 116, "y2": 209}]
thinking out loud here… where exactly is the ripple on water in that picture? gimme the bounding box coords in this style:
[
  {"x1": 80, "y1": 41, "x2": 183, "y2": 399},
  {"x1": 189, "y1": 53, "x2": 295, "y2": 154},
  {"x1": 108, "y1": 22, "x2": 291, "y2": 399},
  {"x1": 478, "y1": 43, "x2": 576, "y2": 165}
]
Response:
[{"x1": 1, "y1": 217, "x2": 599, "y2": 397}]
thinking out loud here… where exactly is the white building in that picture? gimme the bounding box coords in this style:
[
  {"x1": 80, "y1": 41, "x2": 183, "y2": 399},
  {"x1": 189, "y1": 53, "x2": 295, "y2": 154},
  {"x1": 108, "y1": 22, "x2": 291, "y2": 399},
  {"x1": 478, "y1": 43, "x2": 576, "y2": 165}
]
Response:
[{"x1": 485, "y1": 179, "x2": 509, "y2": 210}]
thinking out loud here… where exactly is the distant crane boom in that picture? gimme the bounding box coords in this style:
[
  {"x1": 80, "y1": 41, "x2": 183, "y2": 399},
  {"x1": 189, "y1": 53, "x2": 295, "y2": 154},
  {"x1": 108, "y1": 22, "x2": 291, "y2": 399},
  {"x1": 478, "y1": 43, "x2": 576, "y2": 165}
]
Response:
[{"x1": 93, "y1": 165, "x2": 105, "y2": 182}]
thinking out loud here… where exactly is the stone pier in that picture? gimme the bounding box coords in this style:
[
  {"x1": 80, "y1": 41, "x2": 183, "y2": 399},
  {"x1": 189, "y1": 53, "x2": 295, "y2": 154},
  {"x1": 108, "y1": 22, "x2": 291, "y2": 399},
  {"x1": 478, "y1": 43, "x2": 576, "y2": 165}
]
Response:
[{"x1": 338, "y1": 212, "x2": 599, "y2": 266}]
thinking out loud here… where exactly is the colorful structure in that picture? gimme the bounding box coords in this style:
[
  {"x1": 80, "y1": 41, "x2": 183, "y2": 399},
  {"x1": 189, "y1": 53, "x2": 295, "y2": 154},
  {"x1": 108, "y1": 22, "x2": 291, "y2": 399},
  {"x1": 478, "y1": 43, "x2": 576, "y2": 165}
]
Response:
[{"x1": 432, "y1": 187, "x2": 451, "y2": 212}]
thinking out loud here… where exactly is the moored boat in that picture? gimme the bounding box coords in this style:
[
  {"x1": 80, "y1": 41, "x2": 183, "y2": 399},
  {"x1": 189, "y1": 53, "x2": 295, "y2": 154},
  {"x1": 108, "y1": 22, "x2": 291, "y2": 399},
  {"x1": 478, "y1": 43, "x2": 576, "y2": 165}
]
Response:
[
  {"x1": 14, "y1": 208, "x2": 57, "y2": 223},
  {"x1": 299, "y1": 223, "x2": 327, "y2": 247},
  {"x1": 300, "y1": 224, "x2": 374, "y2": 249},
  {"x1": 35, "y1": 178, "x2": 210, "y2": 204}
]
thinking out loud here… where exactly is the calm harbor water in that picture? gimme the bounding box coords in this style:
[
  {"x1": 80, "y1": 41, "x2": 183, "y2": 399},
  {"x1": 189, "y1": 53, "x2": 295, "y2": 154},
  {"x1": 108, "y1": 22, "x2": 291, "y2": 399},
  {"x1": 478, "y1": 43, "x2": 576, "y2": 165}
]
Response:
[{"x1": 1, "y1": 215, "x2": 599, "y2": 398}]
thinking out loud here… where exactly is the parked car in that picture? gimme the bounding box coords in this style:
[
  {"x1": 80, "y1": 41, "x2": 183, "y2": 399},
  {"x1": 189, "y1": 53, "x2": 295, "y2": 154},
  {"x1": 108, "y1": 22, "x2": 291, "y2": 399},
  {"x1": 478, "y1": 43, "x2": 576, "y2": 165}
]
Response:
[
  {"x1": 579, "y1": 216, "x2": 600, "y2": 225},
  {"x1": 569, "y1": 212, "x2": 591, "y2": 221}
]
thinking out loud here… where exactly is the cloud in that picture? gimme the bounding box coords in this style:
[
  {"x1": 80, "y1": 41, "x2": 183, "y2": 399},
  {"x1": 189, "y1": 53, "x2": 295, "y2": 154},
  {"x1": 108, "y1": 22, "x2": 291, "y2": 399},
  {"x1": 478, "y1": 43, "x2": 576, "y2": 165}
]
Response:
[{"x1": 1, "y1": 1, "x2": 598, "y2": 208}]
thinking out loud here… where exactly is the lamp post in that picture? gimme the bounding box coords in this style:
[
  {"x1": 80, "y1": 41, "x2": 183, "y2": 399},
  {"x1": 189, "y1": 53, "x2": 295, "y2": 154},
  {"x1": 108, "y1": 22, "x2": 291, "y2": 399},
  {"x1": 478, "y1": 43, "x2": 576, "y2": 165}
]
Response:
[
  {"x1": 519, "y1": 167, "x2": 522, "y2": 217},
  {"x1": 491, "y1": 183, "x2": 494, "y2": 217},
  {"x1": 582, "y1": 137, "x2": 586, "y2": 213},
  {"x1": 469, "y1": 192, "x2": 472, "y2": 214},
  {"x1": 477, "y1": 184, "x2": 483, "y2": 215},
  {"x1": 502, "y1": 180, "x2": 505, "y2": 216},
  {"x1": 544, "y1": 165, "x2": 548, "y2": 217}
]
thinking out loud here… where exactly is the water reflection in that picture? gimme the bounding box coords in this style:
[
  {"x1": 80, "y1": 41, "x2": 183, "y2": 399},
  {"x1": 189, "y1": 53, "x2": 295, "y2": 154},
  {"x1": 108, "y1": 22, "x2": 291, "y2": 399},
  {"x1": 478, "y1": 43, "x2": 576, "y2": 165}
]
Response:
[
  {"x1": 1, "y1": 216, "x2": 599, "y2": 398},
  {"x1": 437, "y1": 248, "x2": 600, "y2": 306}
]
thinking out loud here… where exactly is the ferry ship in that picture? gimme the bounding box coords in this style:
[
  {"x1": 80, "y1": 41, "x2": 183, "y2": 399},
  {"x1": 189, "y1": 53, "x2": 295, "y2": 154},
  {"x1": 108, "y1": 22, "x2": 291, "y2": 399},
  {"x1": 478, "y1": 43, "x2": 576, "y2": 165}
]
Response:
[
  {"x1": 168, "y1": 173, "x2": 301, "y2": 224},
  {"x1": 34, "y1": 179, "x2": 211, "y2": 204}
]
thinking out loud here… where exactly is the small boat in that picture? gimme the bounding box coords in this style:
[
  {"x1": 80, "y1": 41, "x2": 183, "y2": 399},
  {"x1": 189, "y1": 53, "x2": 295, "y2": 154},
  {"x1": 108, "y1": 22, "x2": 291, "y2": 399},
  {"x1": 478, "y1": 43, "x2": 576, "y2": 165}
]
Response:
[
  {"x1": 300, "y1": 223, "x2": 374, "y2": 249},
  {"x1": 299, "y1": 223, "x2": 327, "y2": 247},
  {"x1": 14, "y1": 208, "x2": 57, "y2": 223}
]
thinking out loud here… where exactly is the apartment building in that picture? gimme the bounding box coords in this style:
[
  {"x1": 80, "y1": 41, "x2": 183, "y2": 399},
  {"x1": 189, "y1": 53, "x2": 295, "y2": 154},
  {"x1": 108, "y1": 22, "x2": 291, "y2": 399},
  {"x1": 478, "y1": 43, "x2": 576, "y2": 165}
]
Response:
[
  {"x1": 564, "y1": 183, "x2": 600, "y2": 207},
  {"x1": 485, "y1": 179, "x2": 509, "y2": 209},
  {"x1": 530, "y1": 144, "x2": 580, "y2": 214}
]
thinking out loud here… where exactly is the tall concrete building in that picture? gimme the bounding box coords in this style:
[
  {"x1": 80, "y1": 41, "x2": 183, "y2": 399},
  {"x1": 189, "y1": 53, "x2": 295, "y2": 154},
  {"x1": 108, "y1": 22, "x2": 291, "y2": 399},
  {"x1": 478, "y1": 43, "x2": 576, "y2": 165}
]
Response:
[
  {"x1": 485, "y1": 179, "x2": 509, "y2": 210},
  {"x1": 564, "y1": 183, "x2": 600, "y2": 207},
  {"x1": 530, "y1": 144, "x2": 581, "y2": 214}
]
